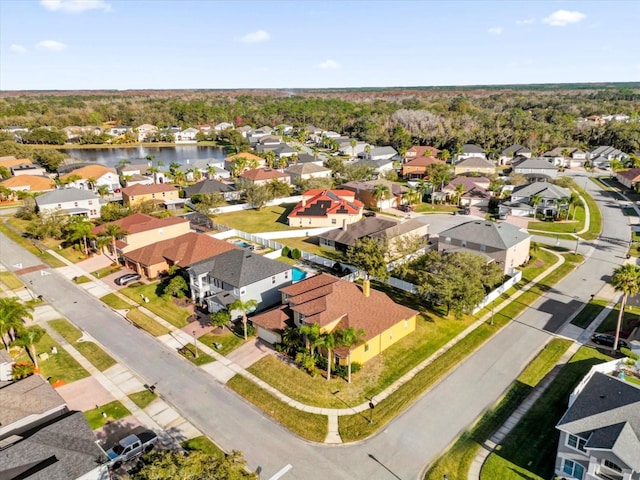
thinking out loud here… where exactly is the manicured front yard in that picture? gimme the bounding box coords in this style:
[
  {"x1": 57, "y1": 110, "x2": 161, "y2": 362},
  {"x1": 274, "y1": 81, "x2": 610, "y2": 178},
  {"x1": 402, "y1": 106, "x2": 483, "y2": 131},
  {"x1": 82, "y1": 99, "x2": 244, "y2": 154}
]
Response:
[
  {"x1": 178, "y1": 343, "x2": 215, "y2": 365},
  {"x1": 128, "y1": 389, "x2": 158, "y2": 409},
  {"x1": 48, "y1": 319, "x2": 116, "y2": 370},
  {"x1": 84, "y1": 400, "x2": 132, "y2": 429},
  {"x1": 181, "y1": 436, "x2": 225, "y2": 459},
  {"x1": 480, "y1": 346, "x2": 610, "y2": 480},
  {"x1": 425, "y1": 338, "x2": 572, "y2": 480},
  {"x1": 596, "y1": 305, "x2": 638, "y2": 335},
  {"x1": 91, "y1": 263, "x2": 123, "y2": 279},
  {"x1": 0, "y1": 223, "x2": 66, "y2": 268},
  {"x1": 120, "y1": 282, "x2": 191, "y2": 328},
  {"x1": 214, "y1": 203, "x2": 297, "y2": 233},
  {"x1": 199, "y1": 329, "x2": 246, "y2": 356},
  {"x1": 413, "y1": 203, "x2": 459, "y2": 213},
  {"x1": 126, "y1": 308, "x2": 170, "y2": 336},
  {"x1": 100, "y1": 293, "x2": 131, "y2": 310},
  {"x1": 570, "y1": 299, "x2": 608, "y2": 328}
]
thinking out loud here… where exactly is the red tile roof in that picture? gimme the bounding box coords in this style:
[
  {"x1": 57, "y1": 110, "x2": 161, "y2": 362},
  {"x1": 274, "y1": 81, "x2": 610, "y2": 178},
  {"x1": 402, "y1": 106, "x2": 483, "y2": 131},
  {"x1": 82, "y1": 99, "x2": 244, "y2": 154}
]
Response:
[
  {"x1": 288, "y1": 190, "x2": 363, "y2": 218},
  {"x1": 91, "y1": 213, "x2": 188, "y2": 235},
  {"x1": 239, "y1": 168, "x2": 289, "y2": 182},
  {"x1": 406, "y1": 146, "x2": 440, "y2": 157},
  {"x1": 122, "y1": 183, "x2": 178, "y2": 196},
  {"x1": 403, "y1": 156, "x2": 443, "y2": 168}
]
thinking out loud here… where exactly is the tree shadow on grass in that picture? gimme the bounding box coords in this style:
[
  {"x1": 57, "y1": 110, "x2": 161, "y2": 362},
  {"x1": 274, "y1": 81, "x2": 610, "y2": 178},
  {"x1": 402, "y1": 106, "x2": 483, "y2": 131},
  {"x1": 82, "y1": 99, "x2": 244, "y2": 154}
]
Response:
[{"x1": 275, "y1": 203, "x2": 296, "y2": 225}]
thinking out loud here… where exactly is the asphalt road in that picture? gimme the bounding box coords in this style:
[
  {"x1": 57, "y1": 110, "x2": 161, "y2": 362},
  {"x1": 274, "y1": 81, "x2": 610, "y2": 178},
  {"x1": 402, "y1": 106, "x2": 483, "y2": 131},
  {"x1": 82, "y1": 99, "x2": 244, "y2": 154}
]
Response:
[{"x1": 0, "y1": 171, "x2": 629, "y2": 479}]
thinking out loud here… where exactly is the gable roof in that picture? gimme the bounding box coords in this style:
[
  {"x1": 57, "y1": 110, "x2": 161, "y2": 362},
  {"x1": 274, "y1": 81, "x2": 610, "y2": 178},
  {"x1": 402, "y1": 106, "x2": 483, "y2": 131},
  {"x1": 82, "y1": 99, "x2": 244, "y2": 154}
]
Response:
[
  {"x1": 288, "y1": 190, "x2": 363, "y2": 218},
  {"x1": 501, "y1": 144, "x2": 531, "y2": 156},
  {"x1": 183, "y1": 179, "x2": 235, "y2": 197},
  {"x1": 0, "y1": 156, "x2": 32, "y2": 169},
  {"x1": 556, "y1": 372, "x2": 640, "y2": 471},
  {"x1": 60, "y1": 165, "x2": 116, "y2": 181},
  {"x1": 35, "y1": 188, "x2": 100, "y2": 206},
  {"x1": 122, "y1": 183, "x2": 178, "y2": 196},
  {"x1": 443, "y1": 176, "x2": 490, "y2": 192},
  {"x1": 239, "y1": 168, "x2": 289, "y2": 182},
  {"x1": 91, "y1": 213, "x2": 188, "y2": 236},
  {"x1": 125, "y1": 232, "x2": 238, "y2": 267},
  {"x1": 589, "y1": 145, "x2": 627, "y2": 157},
  {"x1": 342, "y1": 179, "x2": 408, "y2": 196},
  {"x1": 439, "y1": 220, "x2": 529, "y2": 249},
  {"x1": 617, "y1": 168, "x2": 640, "y2": 181},
  {"x1": 406, "y1": 146, "x2": 440, "y2": 157},
  {"x1": 455, "y1": 157, "x2": 495, "y2": 168},
  {"x1": 188, "y1": 249, "x2": 290, "y2": 287},
  {"x1": 0, "y1": 375, "x2": 66, "y2": 428},
  {"x1": 318, "y1": 217, "x2": 398, "y2": 247},
  {"x1": 225, "y1": 152, "x2": 264, "y2": 163},
  {"x1": 543, "y1": 147, "x2": 583, "y2": 157},
  {"x1": 511, "y1": 182, "x2": 570, "y2": 199},
  {"x1": 403, "y1": 156, "x2": 443, "y2": 168},
  {"x1": 513, "y1": 158, "x2": 557, "y2": 170},
  {"x1": 0, "y1": 175, "x2": 55, "y2": 192},
  {"x1": 295, "y1": 153, "x2": 319, "y2": 164},
  {"x1": 285, "y1": 163, "x2": 331, "y2": 175},
  {"x1": 462, "y1": 144, "x2": 485, "y2": 154},
  {"x1": 367, "y1": 146, "x2": 398, "y2": 157}
]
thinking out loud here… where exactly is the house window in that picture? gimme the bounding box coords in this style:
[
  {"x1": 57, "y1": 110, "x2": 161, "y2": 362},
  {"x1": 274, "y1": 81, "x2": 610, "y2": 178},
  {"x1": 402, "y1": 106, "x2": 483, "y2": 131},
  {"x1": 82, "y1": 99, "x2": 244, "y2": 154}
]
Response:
[
  {"x1": 603, "y1": 460, "x2": 622, "y2": 473},
  {"x1": 364, "y1": 343, "x2": 369, "y2": 352},
  {"x1": 284, "y1": 271, "x2": 289, "y2": 279},
  {"x1": 57, "y1": 204, "x2": 61, "y2": 208},
  {"x1": 480, "y1": 244, "x2": 486, "y2": 252},
  {"x1": 88, "y1": 200, "x2": 93, "y2": 205},
  {"x1": 461, "y1": 240, "x2": 467, "y2": 248},
  {"x1": 152, "y1": 193, "x2": 156, "y2": 198},
  {"x1": 562, "y1": 459, "x2": 585, "y2": 480},
  {"x1": 272, "y1": 276, "x2": 276, "y2": 284},
  {"x1": 74, "y1": 202, "x2": 78, "y2": 207},
  {"x1": 162, "y1": 192, "x2": 166, "y2": 197},
  {"x1": 566, "y1": 434, "x2": 587, "y2": 452},
  {"x1": 331, "y1": 218, "x2": 337, "y2": 224},
  {"x1": 309, "y1": 219, "x2": 312, "y2": 225}
]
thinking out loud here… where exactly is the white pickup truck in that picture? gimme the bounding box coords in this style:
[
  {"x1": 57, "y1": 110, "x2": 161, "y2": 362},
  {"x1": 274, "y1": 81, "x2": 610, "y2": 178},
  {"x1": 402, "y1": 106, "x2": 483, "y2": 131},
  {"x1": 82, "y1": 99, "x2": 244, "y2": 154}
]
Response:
[{"x1": 105, "y1": 430, "x2": 158, "y2": 468}]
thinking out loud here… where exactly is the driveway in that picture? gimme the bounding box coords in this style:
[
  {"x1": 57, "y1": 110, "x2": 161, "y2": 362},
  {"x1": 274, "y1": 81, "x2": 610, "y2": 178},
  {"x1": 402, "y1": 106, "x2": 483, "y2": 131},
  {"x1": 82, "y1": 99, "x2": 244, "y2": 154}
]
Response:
[
  {"x1": 56, "y1": 376, "x2": 116, "y2": 412},
  {"x1": 224, "y1": 338, "x2": 274, "y2": 368}
]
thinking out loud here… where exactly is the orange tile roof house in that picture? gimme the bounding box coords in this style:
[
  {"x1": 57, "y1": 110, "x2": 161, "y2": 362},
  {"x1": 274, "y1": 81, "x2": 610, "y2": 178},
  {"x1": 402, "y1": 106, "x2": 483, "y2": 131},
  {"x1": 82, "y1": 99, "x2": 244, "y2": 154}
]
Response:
[
  {"x1": 92, "y1": 213, "x2": 191, "y2": 257},
  {"x1": 238, "y1": 168, "x2": 290, "y2": 186},
  {"x1": 0, "y1": 175, "x2": 55, "y2": 193},
  {"x1": 287, "y1": 189, "x2": 364, "y2": 227},
  {"x1": 402, "y1": 156, "x2": 444, "y2": 179},
  {"x1": 122, "y1": 183, "x2": 181, "y2": 208},
  {"x1": 252, "y1": 274, "x2": 418, "y2": 364},
  {"x1": 123, "y1": 232, "x2": 237, "y2": 279},
  {"x1": 60, "y1": 165, "x2": 120, "y2": 192},
  {"x1": 0, "y1": 156, "x2": 33, "y2": 170},
  {"x1": 405, "y1": 146, "x2": 440, "y2": 160}
]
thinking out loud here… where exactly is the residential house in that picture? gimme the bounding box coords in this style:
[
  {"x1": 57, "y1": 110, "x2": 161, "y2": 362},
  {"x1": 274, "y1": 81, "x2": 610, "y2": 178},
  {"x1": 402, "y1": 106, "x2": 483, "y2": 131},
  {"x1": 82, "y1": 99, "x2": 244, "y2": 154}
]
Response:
[
  {"x1": 196, "y1": 124, "x2": 212, "y2": 133},
  {"x1": 512, "y1": 157, "x2": 558, "y2": 181},
  {"x1": 0, "y1": 175, "x2": 55, "y2": 194},
  {"x1": 295, "y1": 153, "x2": 324, "y2": 167},
  {"x1": 0, "y1": 375, "x2": 107, "y2": 480},
  {"x1": 177, "y1": 159, "x2": 228, "y2": 182},
  {"x1": 405, "y1": 146, "x2": 441, "y2": 163},
  {"x1": 247, "y1": 126, "x2": 273, "y2": 144},
  {"x1": 402, "y1": 156, "x2": 443, "y2": 179},
  {"x1": 92, "y1": 213, "x2": 191, "y2": 257},
  {"x1": 617, "y1": 168, "x2": 640, "y2": 190},
  {"x1": 0, "y1": 156, "x2": 33, "y2": 171},
  {"x1": 318, "y1": 217, "x2": 428, "y2": 255},
  {"x1": 183, "y1": 179, "x2": 239, "y2": 201},
  {"x1": 257, "y1": 135, "x2": 282, "y2": 146},
  {"x1": 187, "y1": 248, "x2": 292, "y2": 314},
  {"x1": 60, "y1": 165, "x2": 120, "y2": 192},
  {"x1": 357, "y1": 146, "x2": 398, "y2": 161},
  {"x1": 342, "y1": 179, "x2": 408, "y2": 209},
  {"x1": 455, "y1": 144, "x2": 486, "y2": 163},
  {"x1": 453, "y1": 157, "x2": 496, "y2": 176},
  {"x1": 123, "y1": 232, "x2": 237, "y2": 278},
  {"x1": 0, "y1": 349, "x2": 13, "y2": 381},
  {"x1": 442, "y1": 176, "x2": 492, "y2": 207},
  {"x1": 121, "y1": 183, "x2": 181, "y2": 209},
  {"x1": 543, "y1": 147, "x2": 587, "y2": 168},
  {"x1": 106, "y1": 125, "x2": 132, "y2": 136},
  {"x1": 338, "y1": 140, "x2": 369, "y2": 157},
  {"x1": 136, "y1": 124, "x2": 158, "y2": 142},
  {"x1": 224, "y1": 152, "x2": 266, "y2": 172},
  {"x1": 256, "y1": 143, "x2": 297, "y2": 158},
  {"x1": 236, "y1": 125, "x2": 253, "y2": 138},
  {"x1": 10, "y1": 163, "x2": 47, "y2": 177},
  {"x1": 214, "y1": 122, "x2": 234, "y2": 131},
  {"x1": 277, "y1": 124, "x2": 294, "y2": 135},
  {"x1": 287, "y1": 189, "x2": 363, "y2": 227},
  {"x1": 555, "y1": 365, "x2": 640, "y2": 480},
  {"x1": 285, "y1": 163, "x2": 332, "y2": 183},
  {"x1": 353, "y1": 157, "x2": 395, "y2": 178},
  {"x1": 175, "y1": 127, "x2": 199, "y2": 143},
  {"x1": 238, "y1": 168, "x2": 290, "y2": 186},
  {"x1": 505, "y1": 182, "x2": 571, "y2": 217},
  {"x1": 437, "y1": 220, "x2": 531, "y2": 275},
  {"x1": 117, "y1": 163, "x2": 164, "y2": 186},
  {"x1": 251, "y1": 274, "x2": 418, "y2": 365},
  {"x1": 587, "y1": 146, "x2": 629, "y2": 170},
  {"x1": 35, "y1": 189, "x2": 103, "y2": 219},
  {"x1": 498, "y1": 145, "x2": 531, "y2": 165}
]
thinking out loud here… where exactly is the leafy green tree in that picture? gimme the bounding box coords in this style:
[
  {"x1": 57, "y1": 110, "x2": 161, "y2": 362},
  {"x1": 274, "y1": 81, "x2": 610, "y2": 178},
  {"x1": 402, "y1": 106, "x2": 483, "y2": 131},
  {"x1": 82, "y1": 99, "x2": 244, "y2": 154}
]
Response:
[
  {"x1": 342, "y1": 163, "x2": 375, "y2": 183},
  {"x1": 210, "y1": 309, "x2": 231, "y2": 331},
  {"x1": 105, "y1": 224, "x2": 128, "y2": 261},
  {"x1": 0, "y1": 297, "x2": 33, "y2": 350},
  {"x1": 240, "y1": 182, "x2": 273, "y2": 210},
  {"x1": 346, "y1": 237, "x2": 389, "y2": 281},
  {"x1": 610, "y1": 264, "x2": 640, "y2": 350},
  {"x1": 33, "y1": 149, "x2": 65, "y2": 171},
  {"x1": 299, "y1": 322, "x2": 321, "y2": 355},
  {"x1": 191, "y1": 193, "x2": 225, "y2": 216},
  {"x1": 13, "y1": 326, "x2": 45, "y2": 369},
  {"x1": 96, "y1": 184, "x2": 111, "y2": 198},
  {"x1": 229, "y1": 299, "x2": 258, "y2": 340},
  {"x1": 372, "y1": 183, "x2": 391, "y2": 209},
  {"x1": 23, "y1": 127, "x2": 66, "y2": 145},
  {"x1": 65, "y1": 216, "x2": 93, "y2": 256},
  {"x1": 165, "y1": 275, "x2": 188, "y2": 299},
  {"x1": 100, "y1": 202, "x2": 132, "y2": 222}
]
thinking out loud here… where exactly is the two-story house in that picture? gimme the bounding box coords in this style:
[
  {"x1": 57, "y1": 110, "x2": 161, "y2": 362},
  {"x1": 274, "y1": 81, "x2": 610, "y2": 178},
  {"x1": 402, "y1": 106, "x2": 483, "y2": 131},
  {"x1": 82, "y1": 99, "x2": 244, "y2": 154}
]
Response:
[
  {"x1": 498, "y1": 145, "x2": 532, "y2": 165},
  {"x1": 512, "y1": 157, "x2": 558, "y2": 181},
  {"x1": 453, "y1": 157, "x2": 496, "y2": 176},
  {"x1": 239, "y1": 168, "x2": 290, "y2": 186},
  {"x1": 587, "y1": 146, "x2": 630, "y2": 170},
  {"x1": 136, "y1": 123, "x2": 158, "y2": 142},
  {"x1": 455, "y1": 144, "x2": 486, "y2": 163},
  {"x1": 60, "y1": 165, "x2": 120, "y2": 192},
  {"x1": 35, "y1": 188, "x2": 104, "y2": 219},
  {"x1": 506, "y1": 182, "x2": 571, "y2": 217},
  {"x1": 342, "y1": 179, "x2": 407, "y2": 209},
  {"x1": 287, "y1": 189, "x2": 363, "y2": 227},
  {"x1": 121, "y1": 183, "x2": 181, "y2": 209}
]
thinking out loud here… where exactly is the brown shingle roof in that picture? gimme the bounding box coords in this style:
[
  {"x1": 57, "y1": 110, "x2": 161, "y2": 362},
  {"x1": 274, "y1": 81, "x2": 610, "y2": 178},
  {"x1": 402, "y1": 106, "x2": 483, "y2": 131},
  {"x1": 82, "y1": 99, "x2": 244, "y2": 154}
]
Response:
[
  {"x1": 618, "y1": 168, "x2": 640, "y2": 181},
  {"x1": 406, "y1": 146, "x2": 440, "y2": 157},
  {"x1": 125, "y1": 232, "x2": 238, "y2": 267},
  {"x1": 251, "y1": 306, "x2": 293, "y2": 333},
  {"x1": 122, "y1": 183, "x2": 178, "y2": 195},
  {"x1": 403, "y1": 156, "x2": 443, "y2": 168},
  {"x1": 92, "y1": 213, "x2": 188, "y2": 235},
  {"x1": 225, "y1": 152, "x2": 264, "y2": 163},
  {"x1": 239, "y1": 168, "x2": 289, "y2": 182}
]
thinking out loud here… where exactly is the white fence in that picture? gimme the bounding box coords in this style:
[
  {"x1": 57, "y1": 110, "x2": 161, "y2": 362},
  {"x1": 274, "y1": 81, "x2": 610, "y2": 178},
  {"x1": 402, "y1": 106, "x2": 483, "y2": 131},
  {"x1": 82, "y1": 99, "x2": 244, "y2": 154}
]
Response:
[
  {"x1": 472, "y1": 270, "x2": 523, "y2": 314},
  {"x1": 200, "y1": 195, "x2": 303, "y2": 214}
]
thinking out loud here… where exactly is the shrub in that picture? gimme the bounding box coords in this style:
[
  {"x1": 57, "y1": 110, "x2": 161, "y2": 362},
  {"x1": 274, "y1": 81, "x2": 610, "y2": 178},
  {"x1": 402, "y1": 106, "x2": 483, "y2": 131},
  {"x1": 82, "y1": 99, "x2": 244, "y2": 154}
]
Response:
[
  {"x1": 621, "y1": 347, "x2": 640, "y2": 361},
  {"x1": 332, "y1": 262, "x2": 343, "y2": 274},
  {"x1": 291, "y1": 248, "x2": 302, "y2": 260},
  {"x1": 12, "y1": 362, "x2": 35, "y2": 379},
  {"x1": 282, "y1": 246, "x2": 290, "y2": 258},
  {"x1": 295, "y1": 352, "x2": 317, "y2": 376}
]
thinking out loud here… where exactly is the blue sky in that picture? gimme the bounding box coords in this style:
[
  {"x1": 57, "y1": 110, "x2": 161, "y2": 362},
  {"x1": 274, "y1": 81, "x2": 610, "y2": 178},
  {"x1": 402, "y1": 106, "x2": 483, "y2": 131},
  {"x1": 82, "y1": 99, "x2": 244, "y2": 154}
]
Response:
[{"x1": 1, "y1": 0, "x2": 638, "y2": 90}]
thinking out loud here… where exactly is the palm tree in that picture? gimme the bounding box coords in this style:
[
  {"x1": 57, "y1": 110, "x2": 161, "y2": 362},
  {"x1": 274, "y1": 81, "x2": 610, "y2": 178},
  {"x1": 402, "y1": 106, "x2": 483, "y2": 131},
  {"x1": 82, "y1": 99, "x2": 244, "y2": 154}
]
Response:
[
  {"x1": 86, "y1": 177, "x2": 97, "y2": 190},
  {"x1": 229, "y1": 299, "x2": 258, "y2": 340},
  {"x1": 568, "y1": 192, "x2": 580, "y2": 220},
  {"x1": 66, "y1": 216, "x2": 93, "y2": 256},
  {"x1": 265, "y1": 150, "x2": 276, "y2": 169},
  {"x1": 0, "y1": 297, "x2": 33, "y2": 350},
  {"x1": 13, "y1": 326, "x2": 45, "y2": 369},
  {"x1": 320, "y1": 332, "x2": 336, "y2": 380},
  {"x1": 337, "y1": 327, "x2": 366, "y2": 383},
  {"x1": 364, "y1": 144, "x2": 371, "y2": 160},
  {"x1": 148, "y1": 166, "x2": 160, "y2": 184},
  {"x1": 455, "y1": 183, "x2": 465, "y2": 206},
  {"x1": 609, "y1": 264, "x2": 640, "y2": 350},
  {"x1": 281, "y1": 327, "x2": 301, "y2": 355},
  {"x1": 350, "y1": 138, "x2": 357, "y2": 159},
  {"x1": 299, "y1": 322, "x2": 321, "y2": 355},
  {"x1": 372, "y1": 183, "x2": 391, "y2": 209},
  {"x1": 530, "y1": 194, "x2": 543, "y2": 214},
  {"x1": 416, "y1": 179, "x2": 428, "y2": 204},
  {"x1": 105, "y1": 224, "x2": 127, "y2": 262},
  {"x1": 96, "y1": 184, "x2": 110, "y2": 198},
  {"x1": 438, "y1": 149, "x2": 451, "y2": 163},
  {"x1": 172, "y1": 170, "x2": 187, "y2": 187}
]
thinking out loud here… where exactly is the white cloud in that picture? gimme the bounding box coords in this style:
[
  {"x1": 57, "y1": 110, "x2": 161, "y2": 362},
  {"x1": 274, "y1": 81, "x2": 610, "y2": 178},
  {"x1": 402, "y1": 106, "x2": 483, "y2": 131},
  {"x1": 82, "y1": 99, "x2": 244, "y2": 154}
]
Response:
[
  {"x1": 488, "y1": 27, "x2": 503, "y2": 35},
  {"x1": 315, "y1": 59, "x2": 340, "y2": 70},
  {"x1": 543, "y1": 10, "x2": 586, "y2": 27},
  {"x1": 10, "y1": 44, "x2": 27, "y2": 54},
  {"x1": 240, "y1": 30, "x2": 270, "y2": 44},
  {"x1": 36, "y1": 40, "x2": 67, "y2": 52},
  {"x1": 516, "y1": 18, "x2": 535, "y2": 25},
  {"x1": 41, "y1": 0, "x2": 111, "y2": 13}
]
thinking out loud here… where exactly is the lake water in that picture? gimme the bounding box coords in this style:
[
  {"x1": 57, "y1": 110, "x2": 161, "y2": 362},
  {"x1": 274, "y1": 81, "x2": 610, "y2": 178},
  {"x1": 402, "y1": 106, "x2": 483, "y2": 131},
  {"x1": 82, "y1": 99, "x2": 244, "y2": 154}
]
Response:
[{"x1": 60, "y1": 146, "x2": 226, "y2": 169}]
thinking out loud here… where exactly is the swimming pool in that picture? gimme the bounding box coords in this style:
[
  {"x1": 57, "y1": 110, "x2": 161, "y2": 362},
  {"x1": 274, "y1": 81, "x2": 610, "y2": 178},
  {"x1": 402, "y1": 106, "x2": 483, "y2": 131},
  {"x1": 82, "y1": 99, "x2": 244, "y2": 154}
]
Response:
[
  {"x1": 292, "y1": 267, "x2": 307, "y2": 282},
  {"x1": 234, "y1": 240, "x2": 254, "y2": 250}
]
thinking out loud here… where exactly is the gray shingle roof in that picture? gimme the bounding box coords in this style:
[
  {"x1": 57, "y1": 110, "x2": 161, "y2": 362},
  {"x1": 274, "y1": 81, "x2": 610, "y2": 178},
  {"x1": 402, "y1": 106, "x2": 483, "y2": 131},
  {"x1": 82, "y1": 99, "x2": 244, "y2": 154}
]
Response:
[
  {"x1": 462, "y1": 144, "x2": 485, "y2": 154},
  {"x1": 183, "y1": 180, "x2": 235, "y2": 197},
  {"x1": 511, "y1": 182, "x2": 570, "y2": 199},
  {"x1": 318, "y1": 218, "x2": 398, "y2": 247},
  {"x1": 455, "y1": 157, "x2": 495, "y2": 168},
  {"x1": 501, "y1": 144, "x2": 531, "y2": 155},
  {"x1": 35, "y1": 189, "x2": 99, "y2": 206},
  {"x1": 353, "y1": 158, "x2": 393, "y2": 170},
  {"x1": 0, "y1": 375, "x2": 67, "y2": 427},
  {"x1": 285, "y1": 163, "x2": 331, "y2": 175},
  {"x1": 190, "y1": 250, "x2": 291, "y2": 287},
  {"x1": 556, "y1": 372, "x2": 640, "y2": 471},
  {"x1": 513, "y1": 158, "x2": 557, "y2": 171},
  {"x1": 589, "y1": 145, "x2": 627, "y2": 157},
  {"x1": 438, "y1": 220, "x2": 529, "y2": 249}
]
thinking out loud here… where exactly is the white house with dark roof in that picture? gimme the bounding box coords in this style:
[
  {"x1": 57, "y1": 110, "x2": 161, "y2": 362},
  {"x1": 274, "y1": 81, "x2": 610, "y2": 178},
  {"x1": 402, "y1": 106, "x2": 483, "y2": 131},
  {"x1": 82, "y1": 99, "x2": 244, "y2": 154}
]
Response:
[
  {"x1": 437, "y1": 220, "x2": 531, "y2": 274},
  {"x1": 35, "y1": 188, "x2": 104, "y2": 219},
  {"x1": 187, "y1": 249, "x2": 292, "y2": 314},
  {"x1": 512, "y1": 157, "x2": 558, "y2": 180},
  {"x1": 357, "y1": 146, "x2": 398, "y2": 161},
  {"x1": 505, "y1": 182, "x2": 571, "y2": 217},
  {"x1": 555, "y1": 362, "x2": 640, "y2": 480},
  {"x1": 587, "y1": 146, "x2": 630, "y2": 169},
  {"x1": 455, "y1": 144, "x2": 486, "y2": 163},
  {"x1": 175, "y1": 127, "x2": 199, "y2": 143},
  {"x1": 499, "y1": 144, "x2": 532, "y2": 165}
]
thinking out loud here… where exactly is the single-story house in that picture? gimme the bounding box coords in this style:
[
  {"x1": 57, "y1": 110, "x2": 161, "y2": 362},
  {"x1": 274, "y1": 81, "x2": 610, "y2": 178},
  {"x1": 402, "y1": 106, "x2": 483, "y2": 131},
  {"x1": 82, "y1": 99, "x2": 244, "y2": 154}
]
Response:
[
  {"x1": 0, "y1": 175, "x2": 55, "y2": 193},
  {"x1": 10, "y1": 163, "x2": 47, "y2": 177},
  {"x1": 295, "y1": 153, "x2": 324, "y2": 167},
  {"x1": 187, "y1": 248, "x2": 292, "y2": 314},
  {"x1": 183, "y1": 179, "x2": 240, "y2": 201},
  {"x1": 35, "y1": 188, "x2": 104, "y2": 219},
  {"x1": 542, "y1": 147, "x2": 587, "y2": 168},
  {"x1": 437, "y1": 220, "x2": 531, "y2": 275},
  {"x1": 60, "y1": 165, "x2": 120, "y2": 192},
  {"x1": 342, "y1": 179, "x2": 407, "y2": 209},
  {"x1": 512, "y1": 157, "x2": 558, "y2": 181},
  {"x1": 251, "y1": 274, "x2": 418, "y2": 366},
  {"x1": 353, "y1": 158, "x2": 395, "y2": 178},
  {"x1": 239, "y1": 168, "x2": 290, "y2": 186},
  {"x1": 442, "y1": 176, "x2": 492, "y2": 206},
  {"x1": 555, "y1": 366, "x2": 640, "y2": 480},
  {"x1": 453, "y1": 157, "x2": 496, "y2": 176},
  {"x1": 0, "y1": 156, "x2": 33, "y2": 171},
  {"x1": 285, "y1": 163, "x2": 332, "y2": 183},
  {"x1": 122, "y1": 183, "x2": 181, "y2": 209},
  {"x1": 617, "y1": 168, "x2": 640, "y2": 190},
  {"x1": 287, "y1": 189, "x2": 363, "y2": 227}
]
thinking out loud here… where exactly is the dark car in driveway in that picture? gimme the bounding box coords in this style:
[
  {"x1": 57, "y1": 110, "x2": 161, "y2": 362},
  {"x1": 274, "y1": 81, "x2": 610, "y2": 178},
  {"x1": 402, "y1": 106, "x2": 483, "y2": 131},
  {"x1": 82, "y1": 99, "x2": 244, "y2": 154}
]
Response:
[
  {"x1": 398, "y1": 204, "x2": 413, "y2": 212},
  {"x1": 591, "y1": 333, "x2": 629, "y2": 350},
  {"x1": 115, "y1": 273, "x2": 142, "y2": 286}
]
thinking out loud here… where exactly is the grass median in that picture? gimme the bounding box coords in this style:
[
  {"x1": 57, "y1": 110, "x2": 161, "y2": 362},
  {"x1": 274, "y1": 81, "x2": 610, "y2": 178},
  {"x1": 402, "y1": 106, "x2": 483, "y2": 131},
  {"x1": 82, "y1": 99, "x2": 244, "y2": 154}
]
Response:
[
  {"x1": 120, "y1": 282, "x2": 190, "y2": 328},
  {"x1": 84, "y1": 400, "x2": 132, "y2": 430},
  {"x1": 49, "y1": 319, "x2": 116, "y2": 371}
]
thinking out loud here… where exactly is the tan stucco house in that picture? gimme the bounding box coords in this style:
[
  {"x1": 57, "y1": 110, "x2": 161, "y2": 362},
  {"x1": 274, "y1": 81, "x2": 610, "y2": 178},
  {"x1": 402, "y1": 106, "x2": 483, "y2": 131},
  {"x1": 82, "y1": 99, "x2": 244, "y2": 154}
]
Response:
[{"x1": 287, "y1": 189, "x2": 363, "y2": 227}]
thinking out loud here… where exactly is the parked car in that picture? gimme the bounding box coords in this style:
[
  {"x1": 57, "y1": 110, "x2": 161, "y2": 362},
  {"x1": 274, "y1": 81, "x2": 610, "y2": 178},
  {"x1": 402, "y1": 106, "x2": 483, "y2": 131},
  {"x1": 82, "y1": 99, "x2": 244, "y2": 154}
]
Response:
[
  {"x1": 398, "y1": 204, "x2": 413, "y2": 212},
  {"x1": 459, "y1": 206, "x2": 471, "y2": 215},
  {"x1": 105, "y1": 431, "x2": 158, "y2": 469},
  {"x1": 363, "y1": 211, "x2": 376, "y2": 218},
  {"x1": 115, "y1": 273, "x2": 141, "y2": 286},
  {"x1": 591, "y1": 333, "x2": 629, "y2": 350}
]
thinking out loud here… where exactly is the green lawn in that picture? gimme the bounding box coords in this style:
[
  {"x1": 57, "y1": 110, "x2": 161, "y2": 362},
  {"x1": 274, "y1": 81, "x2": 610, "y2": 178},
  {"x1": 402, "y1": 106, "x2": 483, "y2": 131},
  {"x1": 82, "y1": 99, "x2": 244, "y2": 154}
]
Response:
[
  {"x1": 275, "y1": 236, "x2": 345, "y2": 262},
  {"x1": 120, "y1": 282, "x2": 191, "y2": 328},
  {"x1": 91, "y1": 263, "x2": 123, "y2": 279},
  {"x1": 128, "y1": 389, "x2": 158, "y2": 409},
  {"x1": 199, "y1": 329, "x2": 247, "y2": 356},
  {"x1": 48, "y1": 319, "x2": 116, "y2": 371},
  {"x1": 178, "y1": 343, "x2": 215, "y2": 365},
  {"x1": 214, "y1": 203, "x2": 298, "y2": 233},
  {"x1": 73, "y1": 275, "x2": 91, "y2": 284},
  {"x1": 481, "y1": 346, "x2": 610, "y2": 480},
  {"x1": 14, "y1": 332, "x2": 89, "y2": 384},
  {"x1": 520, "y1": 248, "x2": 558, "y2": 283},
  {"x1": 425, "y1": 338, "x2": 572, "y2": 480},
  {"x1": 126, "y1": 308, "x2": 170, "y2": 336},
  {"x1": 84, "y1": 400, "x2": 132, "y2": 429},
  {"x1": 0, "y1": 270, "x2": 23, "y2": 289},
  {"x1": 226, "y1": 375, "x2": 327, "y2": 442},
  {"x1": 100, "y1": 293, "x2": 131, "y2": 310},
  {"x1": 596, "y1": 305, "x2": 638, "y2": 335},
  {"x1": 581, "y1": 181, "x2": 603, "y2": 240},
  {"x1": 181, "y1": 436, "x2": 225, "y2": 459},
  {"x1": 414, "y1": 203, "x2": 459, "y2": 213},
  {"x1": 570, "y1": 299, "x2": 608, "y2": 328},
  {"x1": 41, "y1": 238, "x2": 88, "y2": 263}
]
